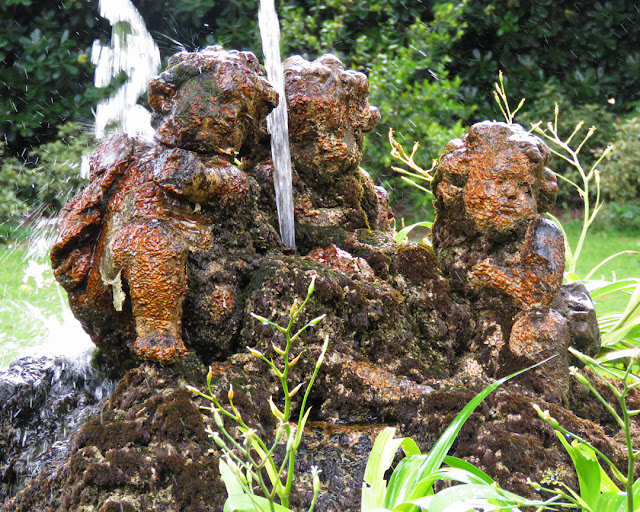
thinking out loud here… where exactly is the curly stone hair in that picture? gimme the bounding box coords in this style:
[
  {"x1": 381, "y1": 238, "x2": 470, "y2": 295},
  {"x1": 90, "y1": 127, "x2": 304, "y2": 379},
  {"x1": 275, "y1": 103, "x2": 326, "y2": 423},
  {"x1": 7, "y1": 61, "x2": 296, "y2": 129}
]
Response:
[{"x1": 147, "y1": 46, "x2": 278, "y2": 154}]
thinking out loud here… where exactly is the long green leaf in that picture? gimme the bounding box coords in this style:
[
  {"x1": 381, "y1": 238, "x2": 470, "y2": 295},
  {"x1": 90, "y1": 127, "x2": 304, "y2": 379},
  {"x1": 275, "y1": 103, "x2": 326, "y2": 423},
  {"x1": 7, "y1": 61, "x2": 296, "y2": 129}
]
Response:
[
  {"x1": 556, "y1": 435, "x2": 602, "y2": 508},
  {"x1": 225, "y1": 494, "x2": 293, "y2": 512},
  {"x1": 363, "y1": 428, "x2": 426, "y2": 511},
  {"x1": 362, "y1": 427, "x2": 406, "y2": 510},
  {"x1": 420, "y1": 483, "x2": 548, "y2": 512},
  {"x1": 593, "y1": 492, "x2": 627, "y2": 512},
  {"x1": 588, "y1": 279, "x2": 640, "y2": 299},
  {"x1": 383, "y1": 358, "x2": 552, "y2": 509},
  {"x1": 443, "y1": 456, "x2": 494, "y2": 485},
  {"x1": 395, "y1": 221, "x2": 433, "y2": 245}
]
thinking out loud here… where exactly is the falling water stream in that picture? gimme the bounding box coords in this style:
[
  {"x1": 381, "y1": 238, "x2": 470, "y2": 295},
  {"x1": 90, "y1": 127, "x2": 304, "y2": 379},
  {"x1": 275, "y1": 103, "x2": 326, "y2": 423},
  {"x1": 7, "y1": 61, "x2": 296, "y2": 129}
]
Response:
[
  {"x1": 0, "y1": 2, "x2": 157, "y2": 495},
  {"x1": 1, "y1": 0, "x2": 160, "y2": 371},
  {"x1": 0, "y1": 4, "x2": 299, "y2": 497},
  {"x1": 91, "y1": 0, "x2": 160, "y2": 139},
  {"x1": 259, "y1": 0, "x2": 297, "y2": 250}
]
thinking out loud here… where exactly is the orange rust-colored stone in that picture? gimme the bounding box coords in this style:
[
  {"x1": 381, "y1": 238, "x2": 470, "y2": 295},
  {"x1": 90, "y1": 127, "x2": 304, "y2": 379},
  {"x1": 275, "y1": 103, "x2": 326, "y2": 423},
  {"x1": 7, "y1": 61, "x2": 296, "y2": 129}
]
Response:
[
  {"x1": 470, "y1": 218, "x2": 565, "y2": 309},
  {"x1": 432, "y1": 121, "x2": 597, "y2": 402},
  {"x1": 283, "y1": 54, "x2": 391, "y2": 233},
  {"x1": 51, "y1": 47, "x2": 278, "y2": 363}
]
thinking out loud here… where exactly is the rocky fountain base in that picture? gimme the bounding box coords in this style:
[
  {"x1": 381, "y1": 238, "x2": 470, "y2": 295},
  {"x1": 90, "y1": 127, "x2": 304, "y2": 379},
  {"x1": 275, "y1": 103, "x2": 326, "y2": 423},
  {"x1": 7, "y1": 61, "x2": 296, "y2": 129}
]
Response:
[{"x1": 1, "y1": 47, "x2": 632, "y2": 511}]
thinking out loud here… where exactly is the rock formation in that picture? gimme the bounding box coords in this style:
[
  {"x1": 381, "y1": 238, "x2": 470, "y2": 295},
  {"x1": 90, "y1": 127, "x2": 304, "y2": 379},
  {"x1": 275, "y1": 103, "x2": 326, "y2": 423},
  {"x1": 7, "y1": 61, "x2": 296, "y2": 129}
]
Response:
[
  {"x1": 432, "y1": 121, "x2": 600, "y2": 403},
  {"x1": 1, "y1": 47, "x2": 615, "y2": 512}
]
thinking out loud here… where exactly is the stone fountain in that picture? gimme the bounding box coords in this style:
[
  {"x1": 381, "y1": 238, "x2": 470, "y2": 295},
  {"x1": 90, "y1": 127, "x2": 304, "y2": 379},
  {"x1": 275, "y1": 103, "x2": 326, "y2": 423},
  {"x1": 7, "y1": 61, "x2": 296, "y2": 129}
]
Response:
[{"x1": 1, "y1": 47, "x2": 622, "y2": 511}]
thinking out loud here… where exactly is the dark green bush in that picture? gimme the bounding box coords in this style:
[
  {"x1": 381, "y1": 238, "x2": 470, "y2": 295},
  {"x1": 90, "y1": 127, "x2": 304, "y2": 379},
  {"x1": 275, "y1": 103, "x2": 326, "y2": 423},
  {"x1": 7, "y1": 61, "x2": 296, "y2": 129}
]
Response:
[
  {"x1": 598, "y1": 114, "x2": 640, "y2": 210},
  {"x1": 365, "y1": 3, "x2": 473, "y2": 216},
  {"x1": 596, "y1": 203, "x2": 640, "y2": 232},
  {"x1": 0, "y1": 0, "x2": 106, "y2": 156},
  {"x1": 0, "y1": 122, "x2": 93, "y2": 240},
  {"x1": 279, "y1": 1, "x2": 474, "y2": 218},
  {"x1": 449, "y1": 0, "x2": 640, "y2": 120},
  {"x1": 518, "y1": 81, "x2": 617, "y2": 206}
]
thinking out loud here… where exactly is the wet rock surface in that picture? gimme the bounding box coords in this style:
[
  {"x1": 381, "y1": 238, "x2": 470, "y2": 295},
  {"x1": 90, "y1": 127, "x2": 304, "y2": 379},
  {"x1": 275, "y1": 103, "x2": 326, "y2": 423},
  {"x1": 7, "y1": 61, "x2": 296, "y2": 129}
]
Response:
[
  {"x1": 432, "y1": 121, "x2": 600, "y2": 404},
  {"x1": 1, "y1": 48, "x2": 624, "y2": 511},
  {"x1": 0, "y1": 353, "x2": 115, "y2": 504}
]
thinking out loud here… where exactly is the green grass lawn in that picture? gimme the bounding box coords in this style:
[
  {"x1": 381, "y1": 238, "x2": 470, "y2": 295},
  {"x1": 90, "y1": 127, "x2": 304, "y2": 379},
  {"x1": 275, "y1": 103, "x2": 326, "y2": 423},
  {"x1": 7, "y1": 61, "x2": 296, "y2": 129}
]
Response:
[
  {"x1": 561, "y1": 220, "x2": 640, "y2": 315},
  {"x1": 0, "y1": 241, "x2": 80, "y2": 366},
  {"x1": 562, "y1": 221, "x2": 640, "y2": 280}
]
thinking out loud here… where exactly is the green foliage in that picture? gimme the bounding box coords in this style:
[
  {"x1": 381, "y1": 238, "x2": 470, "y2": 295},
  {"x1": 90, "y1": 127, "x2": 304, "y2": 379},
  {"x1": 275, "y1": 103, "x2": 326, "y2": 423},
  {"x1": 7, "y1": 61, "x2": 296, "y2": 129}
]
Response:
[
  {"x1": 278, "y1": 0, "x2": 426, "y2": 70},
  {"x1": 362, "y1": 360, "x2": 556, "y2": 511},
  {"x1": 532, "y1": 349, "x2": 640, "y2": 512},
  {"x1": 365, "y1": 2, "x2": 473, "y2": 214},
  {"x1": 278, "y1": 1, "x2": 474, "y2": 218},
  {"x1": 598, "y1": 114, "x2": 640, "y2": 209},
  {"x1": 519, "y1": 82, "x2": 617, "y2": 206},
  {"x1": 449, "y1": 0, "x2": 640, "y2": 118},
  {"x1": 189, "y1": 277, "x2": 328, "y2": 512},
  {"x1": 0, "y1": 147, "x2": 33, "y2": 234},
  {"x1": 0, "y1": 122, "x2": 93, "y2": 239},
  {"x1": 589, "y1": 278, "x2": 640, "y2": 356},
  {"x1": 598, "y1": 203, "x2": 640, "y2": 233},
  {"x1": 0, "y1": 0, "x2": 106, "y2": 154},
  {"x1": 134, "y1": 0, "x2": 259, "y2": 54}
]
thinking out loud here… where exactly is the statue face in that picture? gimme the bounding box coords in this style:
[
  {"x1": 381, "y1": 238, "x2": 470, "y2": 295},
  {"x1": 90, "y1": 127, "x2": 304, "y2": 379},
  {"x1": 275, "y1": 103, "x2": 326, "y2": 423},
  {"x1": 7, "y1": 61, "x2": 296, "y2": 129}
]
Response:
[
  {"x1": 149, "y1": 47, "x2": 277, "y2": 155},
  {"x1": 463, "y1": 149, "x2": 539, "y2": 233},
  {"x1": 155, "y1": 74, "x2": 254, "y2": 155},
  {"x1": 436, "y1": 121, "x2": 551, "y2": 235},
  {"x1": 284, "y1": 54, "x2": 380, "y2": 178}
]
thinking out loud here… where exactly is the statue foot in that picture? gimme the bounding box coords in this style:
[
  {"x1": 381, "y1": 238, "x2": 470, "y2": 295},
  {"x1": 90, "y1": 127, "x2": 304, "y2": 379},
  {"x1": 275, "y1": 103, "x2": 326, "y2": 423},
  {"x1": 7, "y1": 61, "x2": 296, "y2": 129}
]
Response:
[{"x1": 133, "y1": 331, "x2": 188, "y2": 361}]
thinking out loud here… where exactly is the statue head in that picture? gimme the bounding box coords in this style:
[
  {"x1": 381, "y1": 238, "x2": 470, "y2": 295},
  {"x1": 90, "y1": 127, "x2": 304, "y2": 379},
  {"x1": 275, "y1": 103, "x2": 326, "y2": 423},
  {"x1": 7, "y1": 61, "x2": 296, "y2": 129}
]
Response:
[
  {"x1": 149, "y1": 46, "x2": 278, "y2": 155},
  {"x1": 283, "y1": 54, "x2": 380, "y2": 182},
  {"x1": 434, "y1": 121, "x2": 556, "y2": 236}
]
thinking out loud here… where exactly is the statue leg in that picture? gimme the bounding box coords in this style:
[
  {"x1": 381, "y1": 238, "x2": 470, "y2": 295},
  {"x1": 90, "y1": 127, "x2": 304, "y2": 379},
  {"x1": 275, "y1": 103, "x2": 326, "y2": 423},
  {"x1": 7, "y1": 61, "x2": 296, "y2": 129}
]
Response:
[
  {"x1": 109, "y1": 221, "x2": 189, "y2": 361},
  {"x1": 509, "y1": 309, "x2": 570, "y2": 404}
]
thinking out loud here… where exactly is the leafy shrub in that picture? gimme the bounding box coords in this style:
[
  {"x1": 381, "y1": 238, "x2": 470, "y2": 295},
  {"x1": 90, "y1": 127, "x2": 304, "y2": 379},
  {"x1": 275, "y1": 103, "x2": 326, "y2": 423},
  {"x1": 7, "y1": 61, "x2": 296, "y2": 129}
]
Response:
[
  {"x1": 597, "y1": 203, "x2": 640, "y2": 233},
  {"x1": 449, "y1": 0, "x2": 640, "y2": 119},
  {"x1": 598, "y1": 114, "x2": 640, "y2": 209},
  {"x1": 0, "y1": 147, "x2": 33, "y2": 239},
  {"x1": 519, "y1": 81, "x2": 617, "y2": 206},
  {"x1": 0, "y1": 122, "x2": 93, "y2": 240},
  {"x1": 279, "y1": 1, "x2": 475, "y2": 219},
  {"x1": 0, "y1": 0, "x2": 106, "y2": 155},
  {"x1": 365, "y1": 3, "x2": 473, "y2": 216},
  {"x1": 29, "y1": 122, "x2": 94, "y2": 214}
]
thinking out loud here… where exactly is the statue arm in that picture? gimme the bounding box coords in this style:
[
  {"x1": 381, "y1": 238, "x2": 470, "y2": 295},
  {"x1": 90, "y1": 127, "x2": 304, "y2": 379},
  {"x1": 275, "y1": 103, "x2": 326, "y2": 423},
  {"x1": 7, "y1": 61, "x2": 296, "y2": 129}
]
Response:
[
  {"x1": 153, "y1": 148, "x2": 248, "y2": 204},
  {"x1": 470, "y1": 218, "x2": 565, "y2": 310}
]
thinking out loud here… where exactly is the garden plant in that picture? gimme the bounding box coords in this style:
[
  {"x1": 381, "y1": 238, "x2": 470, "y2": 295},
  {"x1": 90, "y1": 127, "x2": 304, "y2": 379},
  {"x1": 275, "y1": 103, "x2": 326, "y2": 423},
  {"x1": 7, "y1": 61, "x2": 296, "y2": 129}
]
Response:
[{"x1": 189, "y1": 276, "x2": 328, "y2": 512}]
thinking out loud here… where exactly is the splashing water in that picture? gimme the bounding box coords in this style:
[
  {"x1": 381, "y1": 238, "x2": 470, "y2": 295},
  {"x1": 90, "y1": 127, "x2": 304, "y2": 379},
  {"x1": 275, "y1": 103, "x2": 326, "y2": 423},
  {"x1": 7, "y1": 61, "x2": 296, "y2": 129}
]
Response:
[
  {"x1": 0, "y1": 219, "x2": 93, "y2": 369},
  {"x1": 0, "y1": 1, "x2": 163, "y2": 368},
  {"x1": 259, "y1": 0, "x2": 296, "y2": 250},
  {"x1": 92, "y1": 0, "x2": 160, "y2": 139}
]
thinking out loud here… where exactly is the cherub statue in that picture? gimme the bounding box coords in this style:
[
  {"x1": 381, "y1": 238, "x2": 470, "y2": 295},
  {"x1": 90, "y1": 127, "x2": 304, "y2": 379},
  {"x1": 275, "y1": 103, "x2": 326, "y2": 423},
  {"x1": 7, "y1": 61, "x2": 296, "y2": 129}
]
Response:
[
  {"x1": 432, "y1": 121, "x2": 599, "y2": 402},
  {"x1": 283, "y1": 54, "x2": 392, "y2": 236},
  {"x1": 51, "y1": 46, "x2": 278, "y2": 363}
]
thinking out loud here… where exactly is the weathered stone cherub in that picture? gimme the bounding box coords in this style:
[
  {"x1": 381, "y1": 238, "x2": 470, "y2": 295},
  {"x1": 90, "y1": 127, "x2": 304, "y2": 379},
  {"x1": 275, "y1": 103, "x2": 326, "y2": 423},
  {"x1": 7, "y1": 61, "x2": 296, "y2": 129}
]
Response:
[
  {"x1": 283, "y1": 54, "x2": 392, "y2": 236},
  {"x1": 432, "y1": 121, "x2": 599, "y2": 402},
  {"x1": 51, "y1": 46, "x2": 278, "y2": 363}
]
